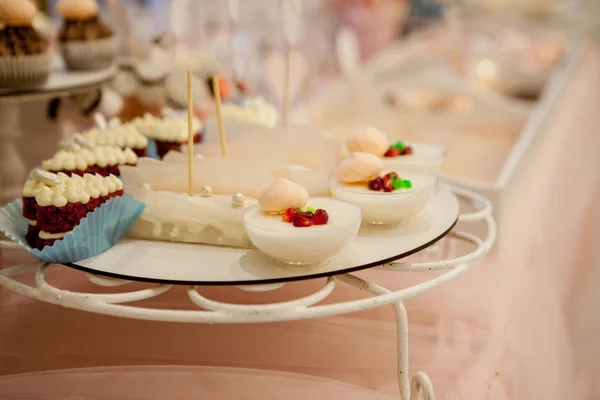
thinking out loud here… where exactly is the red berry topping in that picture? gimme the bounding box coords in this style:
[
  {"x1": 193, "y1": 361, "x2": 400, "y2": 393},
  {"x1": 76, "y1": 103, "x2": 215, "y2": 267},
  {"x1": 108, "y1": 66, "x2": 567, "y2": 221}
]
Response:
[
  {"x1": 282, "y1": 208, "x2": 299, "y2": 223},
  {"x1": 384, "y1": 148, "x2": 400, "y2": 157},
  {"x1": 293, "y1": 216, "x2": 313, "y2": 227},
  {"x1": 401, "y1": 146, "x2": 413, "y2": 155},
  {"x1": 368, "y1": 178, "x2": 382, "y2": 191},
  {"x1": 383, "y1": 172, "x2": 398, "y2": 180},
  {"x1": 382, "y1": 178, "x2": 393, "y2": 192},
  {"x1": 313, "y1": 209, "x2": 329, "y2": 225},
  {"x1": 299, "y1": 211, "x2": 313, "y2": 219}
]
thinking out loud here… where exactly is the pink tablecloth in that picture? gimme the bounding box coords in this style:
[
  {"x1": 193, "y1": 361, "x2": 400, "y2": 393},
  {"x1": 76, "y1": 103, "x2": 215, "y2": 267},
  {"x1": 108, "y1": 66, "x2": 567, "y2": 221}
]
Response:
[
  {"x1": 0, "y1": 48, "x2": 599, "y2": 399},
  {"x1": 0, "y1": 366, "x2": 395, "y2": 400}
]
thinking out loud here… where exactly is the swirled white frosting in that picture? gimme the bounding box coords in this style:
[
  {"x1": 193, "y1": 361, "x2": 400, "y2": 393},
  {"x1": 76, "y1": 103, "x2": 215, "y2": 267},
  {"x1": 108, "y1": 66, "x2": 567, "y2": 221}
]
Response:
[
  {"x1": 22, "y1": 180, "x2": 50, "y2": 198},
  {"x1": 62, "y1": 179, "x2": 92, "y2": 205},
  {"x1": 34, "y1": 174, "x2": 122, "y2": 207},
  {"x1": 89, "y1": 146, "x2": 137, "y2": 167},
  {"x1": 42, "y1": 146, "x2": 137, "y2": 171},
  {"x1": 83, "y1": 125, "x2": 148, "y2": 149},
  {"x1": 131, "y1": 113, "x2": 202, "y2": 142},
  {"x1": 36, "y1": 186, "x2": 69, "y2": 208},
  {"x1": 42, "y1": 150, "x2": 88, "y2": 172},
  {"x1": 221, "y1": 97, "x2": 279, "y2": 128}
]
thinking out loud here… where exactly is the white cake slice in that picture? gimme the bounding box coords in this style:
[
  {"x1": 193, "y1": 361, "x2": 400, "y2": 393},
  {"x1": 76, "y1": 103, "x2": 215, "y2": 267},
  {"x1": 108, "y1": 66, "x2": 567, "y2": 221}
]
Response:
[{"x1": 126, "y1": 184, "x2": 257, "y2": 248}]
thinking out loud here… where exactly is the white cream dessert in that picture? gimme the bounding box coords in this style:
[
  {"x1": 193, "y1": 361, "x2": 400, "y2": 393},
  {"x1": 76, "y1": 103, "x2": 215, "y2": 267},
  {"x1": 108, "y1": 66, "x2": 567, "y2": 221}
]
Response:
[
  {"x1": 83, "y1": 123, "x2": 149, "y2": 157},
  {"x1": 344, "y1": 125, "x2": 445, "y2": 174},
  {"x1": 330, "y1": 153, "x2": 437, "y2": 225},
  {"x1": 42, "y1": 145, "x2": 137, "y2": 176},
  {"x1": 130, "y1": 113, "x2": 203, "y2": 158},
  {"x1": 242, "y1": 179, "x2": 362, "y2": 269},
  {"x1": 221, "y1": 97, "x2": 279, "y2": 128},
  {"x1": 126, "y1": 184, "x2": 258, "y2": 248}
]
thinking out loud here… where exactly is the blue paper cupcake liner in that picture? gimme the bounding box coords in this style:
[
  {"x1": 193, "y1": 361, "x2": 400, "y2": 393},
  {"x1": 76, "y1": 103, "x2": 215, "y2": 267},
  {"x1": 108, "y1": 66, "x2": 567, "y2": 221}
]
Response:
[
  {"x1": 0, "y1": 196, "x2": 146, "y2": 264},
  {"x1": 146, "y1": 138, "x2": 160, "y2": 160}
]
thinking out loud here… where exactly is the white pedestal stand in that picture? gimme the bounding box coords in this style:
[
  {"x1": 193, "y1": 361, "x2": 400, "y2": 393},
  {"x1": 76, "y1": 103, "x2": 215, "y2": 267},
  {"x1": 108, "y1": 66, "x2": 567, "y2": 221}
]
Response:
[{"x1": 0, "y1": 187, "x2": 495, "y2": 399}]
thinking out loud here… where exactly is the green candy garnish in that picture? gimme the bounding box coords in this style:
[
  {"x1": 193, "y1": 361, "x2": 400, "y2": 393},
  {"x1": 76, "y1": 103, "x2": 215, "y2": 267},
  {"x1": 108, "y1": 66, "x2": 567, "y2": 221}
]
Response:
[
  {"x1": 392, "y1": 179, "x2": 404, "y2": 190},
  {"x1": 391, "y1": 141, "x2": 406, "y2": 151},
  {"x1": 390, "y1": 175, "x2": 412, "y2": 190}
]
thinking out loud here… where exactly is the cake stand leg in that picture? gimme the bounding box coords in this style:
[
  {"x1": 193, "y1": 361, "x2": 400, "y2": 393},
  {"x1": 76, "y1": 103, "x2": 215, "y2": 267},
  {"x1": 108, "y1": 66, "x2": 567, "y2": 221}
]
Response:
[
  {"x1": 0, "y1": 102, "x2": 26, "y2": 204},
  {"x1": 393, "y1": 301, "x2": 435, "y2": 400},
  {"x1": 59, "y1": 118, "x2": 78, "y2": 141}
]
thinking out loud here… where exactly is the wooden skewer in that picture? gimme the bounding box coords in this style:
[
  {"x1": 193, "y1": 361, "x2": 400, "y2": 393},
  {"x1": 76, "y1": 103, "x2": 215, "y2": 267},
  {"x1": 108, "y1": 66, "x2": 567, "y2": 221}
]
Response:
[
  {"x1": 187, "y1": 71, "x2": 194, "y2": 196},
  {"x1": 283, "y1": 43, "x2": 292, "y2": 128},
  {"x1": 212, "y1": 76, "x2": 228, "y2": 157}
]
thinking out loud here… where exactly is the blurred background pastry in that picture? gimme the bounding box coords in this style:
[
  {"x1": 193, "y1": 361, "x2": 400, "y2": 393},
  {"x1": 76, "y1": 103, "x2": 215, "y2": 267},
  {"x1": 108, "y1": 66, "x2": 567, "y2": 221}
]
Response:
[
  {"x1": 0, "y1": 0, "x2": 51, "y2": 88},
  {"x1": 56, "y1": 0, "x2": 116, "y2": 70}
]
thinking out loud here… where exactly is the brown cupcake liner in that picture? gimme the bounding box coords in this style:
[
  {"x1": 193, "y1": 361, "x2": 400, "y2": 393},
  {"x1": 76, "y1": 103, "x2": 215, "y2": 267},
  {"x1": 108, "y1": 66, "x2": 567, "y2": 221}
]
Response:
[
  {"x1": 61, "y1": 36, "x2": 118, "y2": 71},
  {"x1": 0, "y1": 52, "x2": 52, "y2": 89}
]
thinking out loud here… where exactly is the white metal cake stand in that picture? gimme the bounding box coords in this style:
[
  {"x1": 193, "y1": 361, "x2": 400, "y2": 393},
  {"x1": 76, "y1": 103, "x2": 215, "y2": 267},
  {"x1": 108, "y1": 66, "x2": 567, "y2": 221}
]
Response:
[
  {"x1": 0, "y1": 57, "x2": 116, "y2": 204},
  {"x1": 0, "y1": 185, "x2": 496, "y2": 400}
]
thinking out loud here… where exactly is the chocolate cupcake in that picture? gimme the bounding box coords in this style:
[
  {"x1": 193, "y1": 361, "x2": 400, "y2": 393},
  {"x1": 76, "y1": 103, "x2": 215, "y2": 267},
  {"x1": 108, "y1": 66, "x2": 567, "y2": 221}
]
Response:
[
  {"x1": 0, "y1": 0, "x2": 51, "y2": 88},
  {"x1": 56, "y1": 0, "x2": 116, "y2": 70}
]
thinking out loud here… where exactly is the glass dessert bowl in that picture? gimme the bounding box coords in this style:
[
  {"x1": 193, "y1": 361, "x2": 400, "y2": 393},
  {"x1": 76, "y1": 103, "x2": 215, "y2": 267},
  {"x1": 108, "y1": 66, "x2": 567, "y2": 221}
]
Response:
[
  {"x1": 381, "y1": 141, "x2": 446, "y2": 175},
  {"x1": 344, "y1": 126, "x2": 446, "y2": 174},
  {"x1": 330, "y1": 153, "x2": 438, "y2": 226},
  {"x1": 242, "y1": 180, "x2": 362, "y2": 270}
]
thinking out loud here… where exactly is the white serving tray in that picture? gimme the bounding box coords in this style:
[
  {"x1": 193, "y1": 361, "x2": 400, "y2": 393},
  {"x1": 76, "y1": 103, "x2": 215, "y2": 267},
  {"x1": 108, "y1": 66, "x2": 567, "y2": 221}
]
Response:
[{"x1": 66, "y1": 187, "x2": 459, "y2": 285}]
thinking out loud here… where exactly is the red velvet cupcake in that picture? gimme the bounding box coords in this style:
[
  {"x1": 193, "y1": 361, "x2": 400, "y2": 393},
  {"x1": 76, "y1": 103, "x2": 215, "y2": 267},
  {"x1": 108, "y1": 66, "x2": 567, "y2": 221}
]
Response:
[
  {"x1": 131, "y1": 113, "x2": 203, "y2": 159},
  {"x1": 82, "y1": 123, "x2": 149, "y2": 157},
  {"x1": 21, "y1": 175, "x2": 52, "y2": 247},
  {"x1": 31, "y1": 171, "x2": 124, "y2": 250}
]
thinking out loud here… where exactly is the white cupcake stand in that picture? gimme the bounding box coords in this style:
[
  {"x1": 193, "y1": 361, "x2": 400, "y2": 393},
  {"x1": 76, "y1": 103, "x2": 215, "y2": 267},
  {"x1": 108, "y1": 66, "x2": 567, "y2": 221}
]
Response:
[
  {"x1": 0, "y1": 185, "x2": 495, "y2": 400},
  {"x1": 0, "y1": 59, "x2": 116, "y2": 204}
]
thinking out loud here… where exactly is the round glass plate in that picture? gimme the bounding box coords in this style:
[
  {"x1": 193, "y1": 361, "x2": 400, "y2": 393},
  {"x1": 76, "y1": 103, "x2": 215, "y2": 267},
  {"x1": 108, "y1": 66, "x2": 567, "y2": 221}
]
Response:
[{"x1": 65, "y1": 187, "x2": 459, "y2": 285}]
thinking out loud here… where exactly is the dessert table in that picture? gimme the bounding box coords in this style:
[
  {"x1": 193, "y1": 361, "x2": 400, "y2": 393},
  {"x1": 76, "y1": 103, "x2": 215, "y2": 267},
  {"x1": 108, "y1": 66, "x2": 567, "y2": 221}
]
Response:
[
  {"x1": 0, "y1": 185, "x2": 495, "y2": 400},
  {"x1": 0, "y1": 45, "x2": 598, "y2": 400},
  {"x1": 0, "y1": 58, "x2": 115, "y2": 205}
]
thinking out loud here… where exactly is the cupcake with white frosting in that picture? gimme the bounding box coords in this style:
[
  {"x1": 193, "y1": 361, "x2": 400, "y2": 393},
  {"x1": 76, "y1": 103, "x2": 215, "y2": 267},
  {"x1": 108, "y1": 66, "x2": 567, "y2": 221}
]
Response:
[
  {"x1": 31, "y1": 170, "x2": 123, "y2": 249},
  {"x1": 131, "y1": 112, "x2": 203, "y2": 159},
  {"x1": 82, "y1": 123, "x2": 149, "y2": 157}
]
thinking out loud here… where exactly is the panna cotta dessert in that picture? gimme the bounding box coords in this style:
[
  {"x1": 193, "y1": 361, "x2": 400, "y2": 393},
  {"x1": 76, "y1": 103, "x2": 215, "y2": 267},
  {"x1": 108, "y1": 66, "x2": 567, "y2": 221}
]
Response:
[
  {"x1": 345, "y1": 126, "x2": 445, "y2": 174},
  {"x1": 242, "y1": 179, "x2": 362, "y2": 269},
  {"x1": 329, "y1": 153, "x2": 438, "y2": 225}
]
